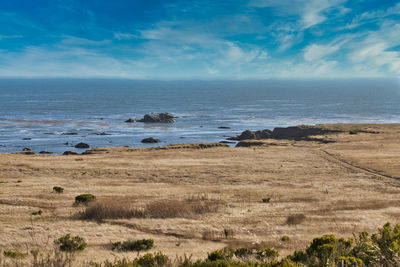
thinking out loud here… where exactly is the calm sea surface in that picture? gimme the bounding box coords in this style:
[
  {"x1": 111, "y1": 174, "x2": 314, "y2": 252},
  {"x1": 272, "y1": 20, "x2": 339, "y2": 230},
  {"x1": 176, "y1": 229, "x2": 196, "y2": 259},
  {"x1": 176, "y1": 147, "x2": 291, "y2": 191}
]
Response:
[{"x1": 0, "y1": 79, "x2": 399, "y2": 154}]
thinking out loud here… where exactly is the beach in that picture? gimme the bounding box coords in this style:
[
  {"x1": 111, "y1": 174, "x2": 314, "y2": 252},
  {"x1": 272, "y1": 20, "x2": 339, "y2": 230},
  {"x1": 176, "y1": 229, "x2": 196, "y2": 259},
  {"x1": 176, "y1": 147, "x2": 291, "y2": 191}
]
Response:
[{"x1": 1, "y1": 123, "x2": 400, "y2": 264}]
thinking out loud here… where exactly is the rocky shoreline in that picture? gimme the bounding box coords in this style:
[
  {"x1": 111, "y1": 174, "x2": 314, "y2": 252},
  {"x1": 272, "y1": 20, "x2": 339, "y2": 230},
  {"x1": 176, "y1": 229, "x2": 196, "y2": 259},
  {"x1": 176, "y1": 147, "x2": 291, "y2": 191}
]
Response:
[{"x1": 4, "y1": 120, "x2": 384, "y2": 155}]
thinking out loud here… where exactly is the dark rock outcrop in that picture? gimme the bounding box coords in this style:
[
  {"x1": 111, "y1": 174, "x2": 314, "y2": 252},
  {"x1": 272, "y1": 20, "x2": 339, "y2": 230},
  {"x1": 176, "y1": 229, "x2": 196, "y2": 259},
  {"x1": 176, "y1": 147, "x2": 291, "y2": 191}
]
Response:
[
  {"x1": 271, "y1": 126, "x2": 340, "y2": 140},
  {"x1": 139, "y1": 113, "x2": 175, "y2": 123},
  {"x1": 21, "y1": 147, "x2": 35, "y2": 154},
  {"x1": 61, "y1": 132, "x2": 78, "y2": 135},
  {"x1": 228, "y1": 126, "x2": 341, "y2": 142},
  {"x1": 75, "y1": 142, "x2": 90, "y2": 149},
  {"x1": 22, "y1": 138, "x2": 31, "y2": 140},
  {"x1": 141, "y1": 137, "x2": 161, "y2": 143},
  {"x1": 228, "y1": 129, "x2": 272, "y2": 141},
  {"x1": 236, "y1": 141, "x2": 265, "y2": 147},
  {"x1": 94, "y1": 132, "x2": 111, "y2": 135},
  {"x1": 39, "y1": 151, "x2": 53, "y2": 154},
  {"x1": 125, "y1": 118, "x2": 136, "y2": 123},
  {"x1": 218, "y1": 126, "x2": 231, "y2": 129},
  {"x1": 219, "y1": 141, "x2": 236, "y2": 144},
  {"x1": 63, "y1": 151, "x2": 78, "y2": 155}
]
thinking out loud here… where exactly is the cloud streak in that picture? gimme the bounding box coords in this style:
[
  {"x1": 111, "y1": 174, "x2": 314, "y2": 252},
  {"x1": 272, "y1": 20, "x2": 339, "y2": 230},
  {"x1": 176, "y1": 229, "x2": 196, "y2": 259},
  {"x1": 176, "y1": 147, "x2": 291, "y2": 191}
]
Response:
[{"x1": 0, "y1": 1, "x2": 399, "y2": 78}]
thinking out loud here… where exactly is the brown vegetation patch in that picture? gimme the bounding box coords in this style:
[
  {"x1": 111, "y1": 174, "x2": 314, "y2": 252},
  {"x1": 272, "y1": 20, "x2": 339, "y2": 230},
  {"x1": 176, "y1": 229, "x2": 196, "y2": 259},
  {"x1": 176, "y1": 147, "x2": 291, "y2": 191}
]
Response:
[
  {"x1": 145, "y1": 196, "x2": 222, "y2": 218},
  {"x1": 286, "y1": 214, "x2": 306, "y2": 225},
  {"x1": 80, "y1": 195, "x2": 223, "y2": 221},
  {"x1": 79, "y1": 200, "x2": 145, "y2": 221}
]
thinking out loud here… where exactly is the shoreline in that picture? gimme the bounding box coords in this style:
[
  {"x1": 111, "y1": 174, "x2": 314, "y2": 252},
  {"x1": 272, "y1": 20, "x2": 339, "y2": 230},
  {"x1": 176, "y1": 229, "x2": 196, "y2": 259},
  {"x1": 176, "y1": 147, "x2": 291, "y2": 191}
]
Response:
[{"x1": 2, "y1": 122, "x2": 399, "y2": 155}]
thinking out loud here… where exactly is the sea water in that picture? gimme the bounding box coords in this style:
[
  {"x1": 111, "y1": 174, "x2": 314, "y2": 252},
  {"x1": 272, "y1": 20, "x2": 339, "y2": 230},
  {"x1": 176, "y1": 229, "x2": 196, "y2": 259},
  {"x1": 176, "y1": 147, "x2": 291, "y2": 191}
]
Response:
[{"x1": 0, "y1": 78, "x2": 399, "y2": 154}]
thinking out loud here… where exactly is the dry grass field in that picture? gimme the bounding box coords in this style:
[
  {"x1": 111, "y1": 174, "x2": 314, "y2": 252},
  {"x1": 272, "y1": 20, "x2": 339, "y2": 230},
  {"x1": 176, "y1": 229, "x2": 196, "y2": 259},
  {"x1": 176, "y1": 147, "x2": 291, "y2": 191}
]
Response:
[{"x1": 1, "y1": 124, "x2": 400, "y2": 265}]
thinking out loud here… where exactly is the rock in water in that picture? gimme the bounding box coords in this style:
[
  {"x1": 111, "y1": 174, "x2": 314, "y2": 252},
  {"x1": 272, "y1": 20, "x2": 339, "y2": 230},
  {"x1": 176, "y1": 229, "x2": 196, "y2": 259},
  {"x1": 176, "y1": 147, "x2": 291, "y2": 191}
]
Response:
[
  {"x1": 139, "y1": 113, "x2": 175, "y2": 123},
  {"x1": 75, "y1": 142, "x2": 90, "y2": 149},
  {"x1": 21, "y1": 147, "x2": 35, "y2": 154},
  {"x1": 125, "y1": 118, "x2": 136, "y2": 123},
  {"x1": 141, "y1": 137, "x2": 161, "y2": 143}
]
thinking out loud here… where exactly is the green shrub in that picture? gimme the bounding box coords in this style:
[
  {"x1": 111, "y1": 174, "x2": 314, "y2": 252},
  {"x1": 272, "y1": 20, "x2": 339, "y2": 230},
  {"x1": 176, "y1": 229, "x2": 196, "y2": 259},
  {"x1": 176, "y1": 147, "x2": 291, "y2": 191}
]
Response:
[
  {"x1": 303, "y1": 234, "x2": 353, "y2": 266},
  {"x1": 262, "y1": 197, "x2": 271, "y2": 203},
  {"x1": 207, "y1": 248, "x2": 233, "y2": 261},
  {"x1": 234, "y1": 248, "x2": 253, "y2": 259},
  {"x1": 256, "y1": 248, "x2": 279, "y2": 261},
  {"x1": 352, "y1": 222, "x2": 400, "y2": 266},
  {"x1": 349, "y1": 130, "x2": 360, "y2": 135},
  {"x1": 98, "y1": 253, "x2": 170, "y2": 267},
  {"x1": 137, "y1": 253, "x2": 170, "y2": 267},
  {"x1": 111, "y1": 239, "x2": 154, "y2": 251},
  {"x1": 75, "y1": 194, "x2": 96, "y2": 204},
  {"x1": 54, "y1": 234, "x2": 87, "y2": 252},
  {"x1": 3, "y1": 250, "x2": 28, "y2": 259},
  {"x1": 338, "y1": 256, "x2": 363, "y2": 266},
  {"x1": 31, "y1": 209, "x2": 42, "y2": 215},
  {"x1": 281, "y1": 235, "x2": 290, "y2": 242},
  {"x1": 53, "y1": 186, "x2": 64, "y2": 193}
]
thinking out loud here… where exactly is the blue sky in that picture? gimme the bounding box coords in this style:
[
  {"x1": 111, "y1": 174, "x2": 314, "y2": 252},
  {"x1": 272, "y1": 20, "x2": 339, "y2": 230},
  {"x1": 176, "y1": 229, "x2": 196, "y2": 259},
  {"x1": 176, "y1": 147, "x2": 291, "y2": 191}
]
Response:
[{"x1": 0, "y1": 0, "x2": 400, "y2": 79}]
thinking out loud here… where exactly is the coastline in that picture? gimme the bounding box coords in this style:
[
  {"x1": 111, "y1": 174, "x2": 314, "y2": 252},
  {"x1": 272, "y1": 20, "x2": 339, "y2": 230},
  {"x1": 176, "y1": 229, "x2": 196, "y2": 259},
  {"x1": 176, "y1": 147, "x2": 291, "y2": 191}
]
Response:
[{"x1": 1, "y1": 123, "x2": 400, "y2": 264}]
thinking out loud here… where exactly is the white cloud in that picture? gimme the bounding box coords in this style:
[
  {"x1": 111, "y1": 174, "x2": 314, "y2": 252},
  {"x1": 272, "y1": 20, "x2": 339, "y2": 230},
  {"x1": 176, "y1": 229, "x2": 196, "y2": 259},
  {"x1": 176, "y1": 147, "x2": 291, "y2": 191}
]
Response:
[
  {"x1": 114, "y1": 32, "x2": 137, "y2": 40},
  {"x1": 303, "y1": 42, "x2": 342, "y2": 62},
  {"x1": 249, "y1": 0, "x2": 347, "y2": 28}
]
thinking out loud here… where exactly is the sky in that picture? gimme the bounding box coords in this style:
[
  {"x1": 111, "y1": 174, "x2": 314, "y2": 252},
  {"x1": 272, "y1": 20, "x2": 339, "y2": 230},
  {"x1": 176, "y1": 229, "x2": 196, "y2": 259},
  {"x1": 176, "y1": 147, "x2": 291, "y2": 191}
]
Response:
[{"x1": 0, "y1": 0, "x2": 400, "y2": 79}]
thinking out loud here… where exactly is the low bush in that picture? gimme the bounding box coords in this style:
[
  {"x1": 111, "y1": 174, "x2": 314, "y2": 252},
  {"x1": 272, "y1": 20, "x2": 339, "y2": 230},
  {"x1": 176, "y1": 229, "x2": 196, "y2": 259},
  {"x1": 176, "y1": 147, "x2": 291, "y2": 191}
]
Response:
[
  {"x1": 256, "y1": 248, "x2": 279, "y2": 261},
  {"x1": 3, "y1": 250, "x2": 28, "y2": 259},
  {"x1": 80, "y1": 196, "x2": 222, "y2": 221},
  {"x1": 111, "y1": 239, "x2": 154, "y2": 252},
  {"x1": 207, "y1": 248, "x2": 233, "y2": 261},
  {"x1": 75, "y1": 194, "x2": 96, "y2": 205},
  {"x1": 80, "y1": 200, "x2": 144, "y2": 221},
  {"x1": 281, "y1": 235, "x2": 290, "y2": 242},
  {"x1": 31, "y1": 209, "x2": 43, "y2": 216},
  {"x1": 54, "y1": 234, "x2": 87, "y2": 252},
  {"x1": 95, "y1": 253, "x2": 171, "y2": 267},
  {"x1": 53, "y1": 186, "x2": 64, "y2": 193},
  {"x1": 286, "y1": 214, "x2": 306, "y2": 225},
  {"x1": 262, "y1": 197, "x2": 271, "y2": 203}
]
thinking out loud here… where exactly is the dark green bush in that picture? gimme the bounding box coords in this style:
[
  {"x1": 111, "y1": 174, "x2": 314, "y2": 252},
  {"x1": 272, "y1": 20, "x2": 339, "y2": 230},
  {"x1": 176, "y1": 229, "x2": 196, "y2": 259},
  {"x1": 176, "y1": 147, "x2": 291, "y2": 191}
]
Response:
[
  {"x1": 54, "y1": 234, "x2": 87, "y2": 252},
  {"x1": 352, "y1": 222, "x2": 400, "y2": 266},
  {"x1": 75, "y1": 194, "x2": 96, "y2": 204},
  {"x1": 3, "y1": 250, "x2": 28, "y2": 259},
  {"x1": 53, "y1": 186, "x2": 64, "y2": 193},
  {"x1": 281, "y1": 235, "x2": 290, "y2": 242},
  {"x1": 262, "y1": 197, "x2": 271, "y2": 203},
  {"x1": 31, "y1": 209, "x2": 42, "y2": 215},
  {"x1": 234, "y1": 248, "x2": 253, "y2": 259},
  {"x1": 256, "y1": 248, "x2": 279, "y2": 261},
  {"x1": 111, "y1": 239, "x2": 154, "y2": 251},
  {"x1": 207, "y1": 248, "x2": 233, "y2": 261}
]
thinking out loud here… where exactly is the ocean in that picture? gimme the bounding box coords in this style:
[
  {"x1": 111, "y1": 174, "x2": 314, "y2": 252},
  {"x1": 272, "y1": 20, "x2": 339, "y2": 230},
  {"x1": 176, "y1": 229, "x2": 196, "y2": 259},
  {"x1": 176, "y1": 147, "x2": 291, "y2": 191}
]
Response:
[{"x1": 0, "y1": 78, "x2": 399, "y2": 154}]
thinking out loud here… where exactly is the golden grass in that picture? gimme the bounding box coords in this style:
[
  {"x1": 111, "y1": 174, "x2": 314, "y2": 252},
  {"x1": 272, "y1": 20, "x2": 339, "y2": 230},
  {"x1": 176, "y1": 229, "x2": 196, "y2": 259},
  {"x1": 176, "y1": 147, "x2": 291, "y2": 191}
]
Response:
[{"x1": 1, "y1": 125, "x2": 400, "y2": 263}]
